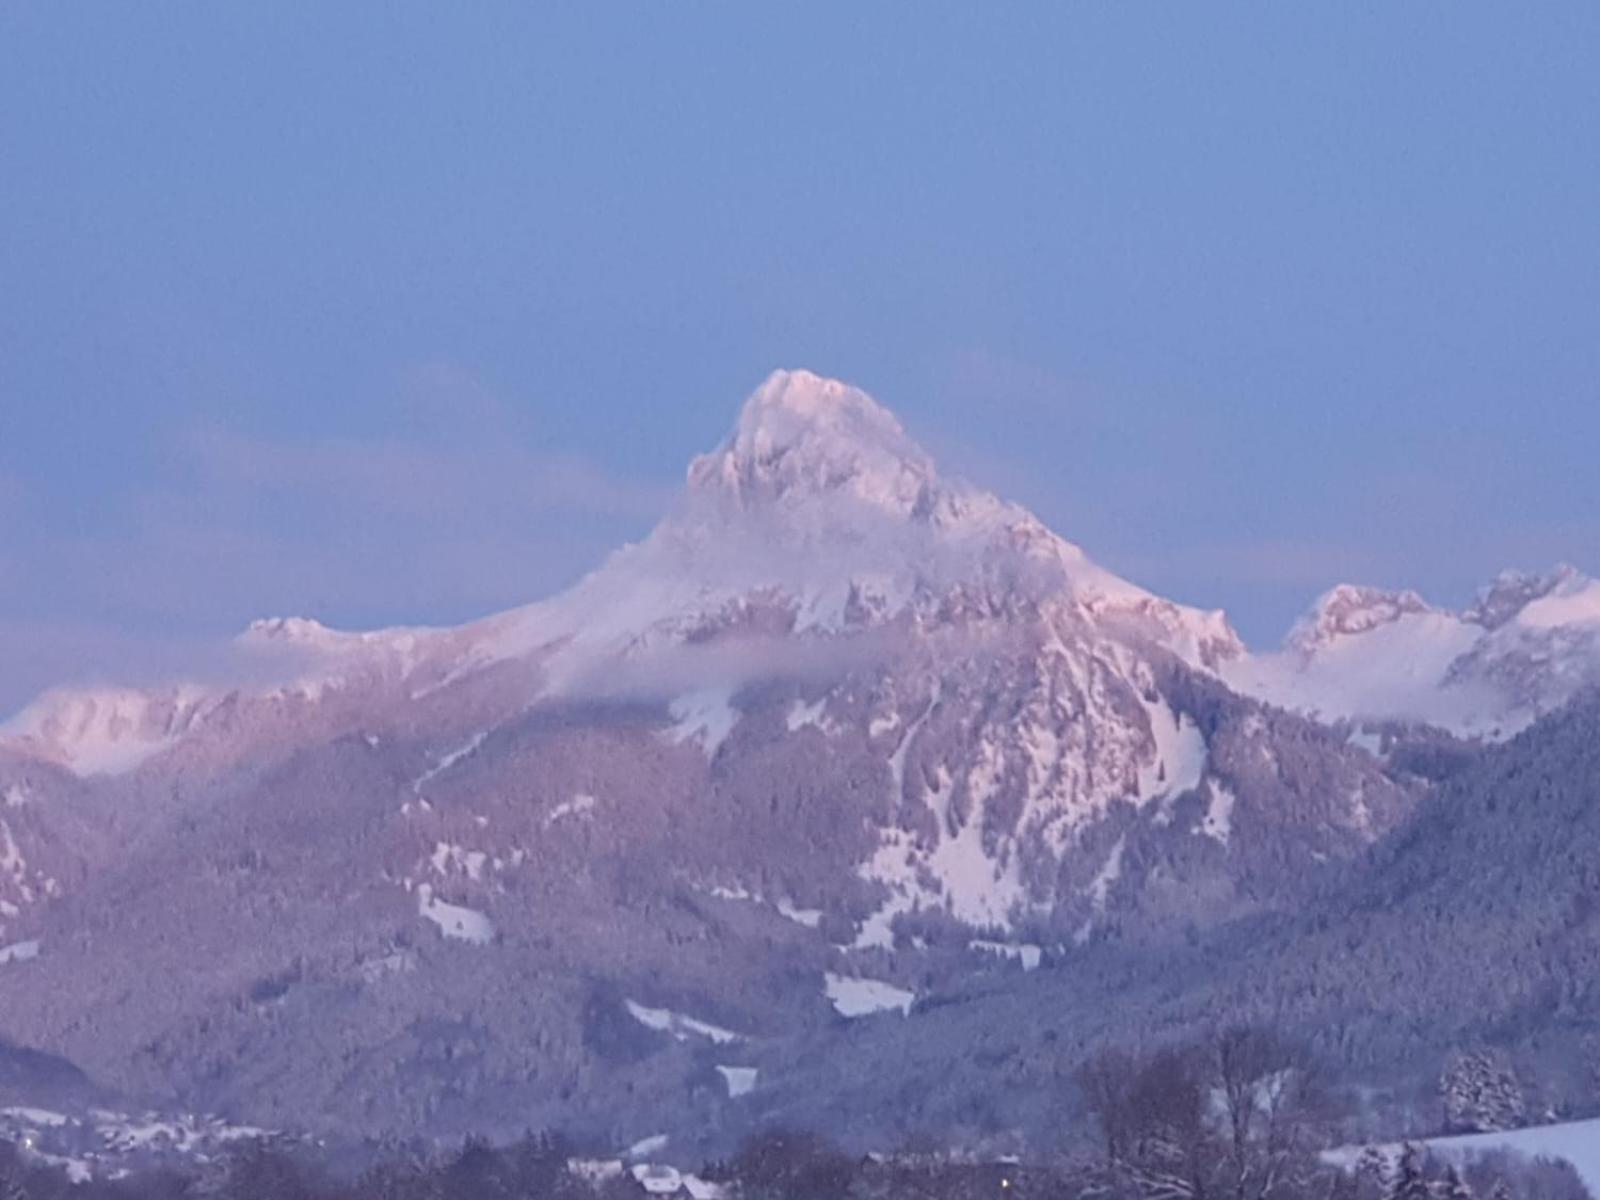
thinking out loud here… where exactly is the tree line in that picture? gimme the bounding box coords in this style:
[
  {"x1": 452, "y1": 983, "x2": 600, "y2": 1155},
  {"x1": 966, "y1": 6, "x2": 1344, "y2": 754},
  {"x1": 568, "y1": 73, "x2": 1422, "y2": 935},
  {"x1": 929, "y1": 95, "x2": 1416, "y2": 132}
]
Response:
[{"x1": 0, "y1": 1027, "x2": 1589, "y2": 1200}]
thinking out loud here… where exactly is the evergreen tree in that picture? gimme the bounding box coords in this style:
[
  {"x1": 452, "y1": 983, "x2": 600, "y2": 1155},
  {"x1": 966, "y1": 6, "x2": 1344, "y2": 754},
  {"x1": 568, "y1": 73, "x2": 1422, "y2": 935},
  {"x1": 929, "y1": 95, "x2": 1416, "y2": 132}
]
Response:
[
  {"x1": 1355, "y1": 1145, "x2": 1391, "y2": 1198},
  {"x1": 1440, "y1": 1050, "x2": 1526, "y2": 1133},
  {"x1": 1389, "y1": 1144, "x2": 1431, "y2": 1200}
]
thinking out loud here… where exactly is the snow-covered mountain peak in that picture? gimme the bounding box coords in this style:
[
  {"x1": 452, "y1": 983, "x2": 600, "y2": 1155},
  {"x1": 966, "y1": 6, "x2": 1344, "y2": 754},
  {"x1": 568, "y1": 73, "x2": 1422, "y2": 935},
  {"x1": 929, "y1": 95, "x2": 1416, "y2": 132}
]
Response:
[
  {"x1": 473, "y1": 371, "x2": 1247, "y2": 687},
  {"x1": 236, "y1": 614, "x2": 427, "y2": 661},
  {"x1": 1224, "y1": 564, "x2": 1600, "y2": 738},
  {"x1": 1285, "y1": 584, "x2": 1435, "y2": 657},
  {"x1": 240, "y1": 616, "x2": 344, "y2": 648},
  {"x1": 686, "y1": 369, "x2": 938, "y2": 518},
  {"x1": 0, "y1": 685, "x2": 213, "y2": 776}
]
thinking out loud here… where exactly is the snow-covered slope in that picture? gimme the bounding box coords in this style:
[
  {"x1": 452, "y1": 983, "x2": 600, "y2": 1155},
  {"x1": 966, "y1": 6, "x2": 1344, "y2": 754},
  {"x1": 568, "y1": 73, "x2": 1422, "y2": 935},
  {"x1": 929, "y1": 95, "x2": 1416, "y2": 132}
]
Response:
[
  {"x1": 1328, "y1": 1119, "x2": 1600, "y2": 1195},
  {"x1": 0, "y1": 686, "x2": 217, "y2": 776},
  {"x1": 457, "y1": 368, "x2": 1244, "y2": 689},
  {"x1": 1224, "y1": 567, "x2": 1600, "y2": 737}
]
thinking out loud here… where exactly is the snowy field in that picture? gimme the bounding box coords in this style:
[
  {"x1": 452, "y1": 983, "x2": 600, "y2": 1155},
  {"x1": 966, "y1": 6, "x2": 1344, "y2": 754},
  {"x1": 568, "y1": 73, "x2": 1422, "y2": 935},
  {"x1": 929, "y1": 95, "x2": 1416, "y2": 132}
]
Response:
[
  {"x1": 1331, "y1": 1119, "x2": 1600, "y2": 1194},
  {"x1": 1426, "y1": 1120, "x2": 1600, "y2": 1194}
]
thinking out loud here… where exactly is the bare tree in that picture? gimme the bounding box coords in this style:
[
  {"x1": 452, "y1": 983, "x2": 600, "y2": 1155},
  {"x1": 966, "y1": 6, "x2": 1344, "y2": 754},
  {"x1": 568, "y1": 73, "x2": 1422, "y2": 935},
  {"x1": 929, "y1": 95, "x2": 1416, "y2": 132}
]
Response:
[
  {"x1": 1208, "y1": 1026, "x2": 1326, "y2": 1200},
  {"x1": 1077, "y1": 1028, "x2": 1331, "y2": 1200}
]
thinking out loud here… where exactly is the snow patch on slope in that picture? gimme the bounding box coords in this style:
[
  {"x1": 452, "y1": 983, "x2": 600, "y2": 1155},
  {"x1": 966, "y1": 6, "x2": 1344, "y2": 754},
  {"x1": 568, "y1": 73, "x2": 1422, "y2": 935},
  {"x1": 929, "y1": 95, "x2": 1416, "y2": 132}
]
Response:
[
  {"x1": 1137, "y1": 697, "x2": 1207, "y2": 805},
  {"x1": 1086, "y1": 836, "x2": 1125, "y2": 913},
  {"x1": 0, "y1": 687, "x2": 207, "y2": 776},
  {"x1": 1199, "y1": 781, "x2": 1237, "y2": 846},
  {"x1": 716, "y1": 1065, "x2": 759, "y2": 1097},
  {"x1": 666, "y1": 690, "x2": 739, "y2": 757},
  {"x1": 624, "y1": 1000, "x2": 742, "y2": 1044},
  {"x1": 786, "y1": 698, "x2": 835, "y2": 733},
  {"x1": 824, "y1": 972, "x2": 915, "y2": 1017},
  {"x1": 413, "y1": 732, "x2": 488, "y2": 792},
  {"x1": 416, "y1": 884, "x2": 494, "y2": 944},
  {"x1": 1225, "y1": 611, "x2": 1500, "y2": 734},
  {"x1": 0, "y1": 939, "x2": 41, "y2": 965},
  {"x1": 546, "y1": 793, "x2": 597, "y2": 824}
]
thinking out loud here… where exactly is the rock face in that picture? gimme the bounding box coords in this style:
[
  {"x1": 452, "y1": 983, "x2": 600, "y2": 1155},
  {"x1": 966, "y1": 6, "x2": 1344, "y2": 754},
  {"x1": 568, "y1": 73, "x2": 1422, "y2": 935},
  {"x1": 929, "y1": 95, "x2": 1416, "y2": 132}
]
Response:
[{"x1": 0, "y1": 369, "x2": 1594, "y2": 1151}]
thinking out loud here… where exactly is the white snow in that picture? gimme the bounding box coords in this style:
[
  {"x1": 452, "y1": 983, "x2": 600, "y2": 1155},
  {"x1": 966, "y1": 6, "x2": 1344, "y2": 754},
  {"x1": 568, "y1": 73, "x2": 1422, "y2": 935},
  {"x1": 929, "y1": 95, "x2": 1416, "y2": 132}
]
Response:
[
  {"x1": 824, "y1": 971, "x2": 915, "y2": 1017},
  {"x1": 1086, "y1": 836, "x2": 1125, "y2": 913},
  {"x1": 887, "y1": 689, "x2": 938, "y2": 800},
  {"x1": 624, "y1": 999, "x2": 743, "y2": 1044},
  {"x1": 852, "y1": 830, "x2": 926, "y2": 950},
  {"x1": 924, "y1": 796, "x2": 1028, "y2": 928},
  {"x1": 3, "y1": 784, "x2": 27, "y2": 808},
  {"x1": 624, "y1": 1134, "x2": 670, "y2": 1161},
  {"x1": 416, "y1": 884, "x2": 495, "y2": 944},
  {"x1": 1, "y1": 1107, "x2": 67, "y2": 1127},
  {"x1": 358, "y1": 951, "x2": 416, "y2": 982},
  {"x1": 869, "y1": 711, "x2": 901, "y2": 738},
  {"x1": 413, "y1": 731, "x2": 487, "y2": 792},
  {"x1": 0, "y1": 686, "x2": 210, "y2": 776},
  {"x1": 775, "y1": 898, "x2": 823, "y2": 928},
  {"x1": 708, "y1": 884, "x2": 823, "y2": 929},
  {"x1": 546, "y1": 793, "x2": 597, "y2": 824},
  {"x1": 0, "y1": 939, "x2": 41, "y2": 965},
  {"x1": 430, "y1": 842, "x2": 488, "y2": 882},
  {"x1": 682, "y1": 1174, "x2": 727, "y2": 1200},
  {"x1": 1327, "y1": 1118, "x2": 1600, "y2": 1193},
  {"x1": 716, "y1": 1065, "x2": 759, "y2": 1097},
  {"x1": 666, "y1": 690, "x2": 739, "y2": 756},
  {"x1": 1199, "y1": 781, "x2": 1237, "y2": 846},
  {"x1": 853, "y1": 681, "x2": 1036, "y2": 942},
  {"x1": 1224, "y1": 612, "x2": 1505, "y2": 736},
  {"x1": 969, "y1": 940, "x2": 1042, "y2": 970},
  {"x1": 631, "y1": 1162, "x2": 728, "y2": 1199},
  {"x1": 786, "y1": 697, "x2": 833, "y2": 733},
  {"x1": 854, "y1": 681, "x2": 1033, "y2": 939},
  {"x1": 1517, "y1": 576, "x2": 1600, "y2": 630},
  {"x1": 569, "y1": 1160, "x2": 626, "y2": 1184},
  {"x1": 1137, "y1": 698, "x2": 1207, "y2": 805}
]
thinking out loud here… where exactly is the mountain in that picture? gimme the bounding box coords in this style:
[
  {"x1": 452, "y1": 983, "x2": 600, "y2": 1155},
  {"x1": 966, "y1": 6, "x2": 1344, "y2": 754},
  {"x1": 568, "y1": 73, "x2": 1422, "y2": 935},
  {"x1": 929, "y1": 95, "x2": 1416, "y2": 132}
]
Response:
[{"x1": 0, "y1": 369, "x2": 1596, "y2": 1155}]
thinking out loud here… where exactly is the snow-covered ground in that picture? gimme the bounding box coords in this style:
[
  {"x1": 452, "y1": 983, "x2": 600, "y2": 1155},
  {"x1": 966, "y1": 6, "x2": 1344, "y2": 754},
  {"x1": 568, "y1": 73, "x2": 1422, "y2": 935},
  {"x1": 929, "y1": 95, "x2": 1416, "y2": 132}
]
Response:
[
  {"x1": 416, "y1": 884, "x2": 495, "y2": 944},
  {"x1": 1330, "y1": 1119, "x2": 1600, "y2": 1194},
  {"x1": 1429, "y1": 1121, "x2": 1600, "y2": 1193}
]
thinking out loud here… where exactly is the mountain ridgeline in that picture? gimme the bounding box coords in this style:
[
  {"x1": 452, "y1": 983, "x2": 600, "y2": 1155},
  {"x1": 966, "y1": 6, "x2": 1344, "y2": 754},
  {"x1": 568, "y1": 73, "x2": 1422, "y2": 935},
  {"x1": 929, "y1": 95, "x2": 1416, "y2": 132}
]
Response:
[{"x1": 1, "y1": 370, "x2": 1598, "y2": 1156}]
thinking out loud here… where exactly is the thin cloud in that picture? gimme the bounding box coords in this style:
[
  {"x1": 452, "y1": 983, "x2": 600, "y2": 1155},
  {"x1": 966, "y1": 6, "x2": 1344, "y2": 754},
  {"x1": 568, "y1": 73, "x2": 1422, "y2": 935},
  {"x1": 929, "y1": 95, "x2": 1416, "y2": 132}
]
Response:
[{"x1": 0, "y1": 367, "x2": 675, "y2": 711}]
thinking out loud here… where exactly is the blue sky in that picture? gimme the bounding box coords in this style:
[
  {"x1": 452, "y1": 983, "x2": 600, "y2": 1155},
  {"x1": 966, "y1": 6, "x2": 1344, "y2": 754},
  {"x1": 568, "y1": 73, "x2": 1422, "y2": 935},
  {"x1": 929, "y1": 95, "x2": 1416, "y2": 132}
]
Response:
[{"x1": 2, "y1": 5, "x2": 1597, "y2": 711}]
